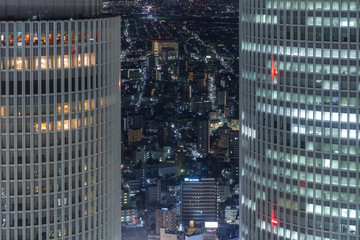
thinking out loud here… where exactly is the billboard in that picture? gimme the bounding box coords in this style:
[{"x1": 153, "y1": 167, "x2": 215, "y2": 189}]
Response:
[{"x1": 205, "y1": 222, "x2": 218, "y2": 228}]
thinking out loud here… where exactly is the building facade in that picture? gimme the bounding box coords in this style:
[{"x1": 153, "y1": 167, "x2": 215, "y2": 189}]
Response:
[
  {"x1": 240, "y1": 1, "x2": 360, "y2": 240},
  {"x1": 156, "y1": 205, "x2": 177, "y2": 234},
  {"x1": 0, "y1": 1, "x2": 121, "y2": 239},
  {"x1": 181, "y1": 177, "x2": 218, "y2": 225}
]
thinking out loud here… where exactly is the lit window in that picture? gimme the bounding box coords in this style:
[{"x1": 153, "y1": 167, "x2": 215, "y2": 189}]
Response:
[
  {"x1": 57, "y1": 104, "x2": 61, "y2": 114},
  {"x1": 71, "y1": 119, "x2": 77, "y2": 129},
  {"x1": 40, "y1": 56, "x2": 47, "y2": 69},
  {"x1": 64, "y1": 103, "x2": 69, "y2": 113},
  {"x1": 34, "y1": 123, "x2": 39, "y2": 132},
  {"x1": 91, "y1": 99, "x2": 95, "y2": 109},
  {"x1": 64, "y1": 120, "x2": 69, "y2": 130},
  {"x1": 349, "y1": 209, "x2": 356, "y2": 218},
  {"x1": 84, "y1": 100, "x2": 89, "y2": 110},
  {"x1": 41, "y1": 123, "x2": 47, "y2": 132},
  {"x1": 78, "y1": 54, "x2": 82, "y2": 66},
  {"x1": 1, "y1": 106, "x2": 5, "y2": 116},
  {"x1": 332, "y1": 112, "x2": 339, "y2": 121},
  {"x1": 307, "y1": 204, "x2": 313, "y2": 213},
  {"x1": 324, "y1": 112, "x2": 330, "y2": 120},
  {"x1": 63, "y1": 55, "x2": 69, "y2": 68},
  {"x1": 57, "y1": 121, "x2": 62, "y2": 131},
  {"x1": 341, "y1": 209, "x2": 348, "y2": 218},
  {"x1": 349, "y1": 130, "x2": 356, "y2": 139},
  {"x1": 341, "y1": 129, "x2": 348, "y2": 138},
  {"x1": 16, "y1": 57, "x2": 22, "y2": 69}
]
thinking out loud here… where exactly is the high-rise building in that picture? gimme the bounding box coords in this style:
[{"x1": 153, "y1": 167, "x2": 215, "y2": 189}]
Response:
[
  {"x1": 155, "y1": 204, "x2": 177, "y2": 234},
  {"x1": 196, "y1": 117, "x2": 210, "y2": 157},
  {"x1": 240, "y1": 1, "x2": 360, "y2": 240},
  {"x1": 0, "y1": 1, "x2": 121, "y2": 239},
  {"x1": 181, "y1": 177, "x2": 218, "y2": 225}
]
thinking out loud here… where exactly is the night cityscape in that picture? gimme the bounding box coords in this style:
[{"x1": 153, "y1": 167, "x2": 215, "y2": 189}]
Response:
[
  {"x1": 113, "y1": 0, "x2": 239, "y2": 239},
  {"x1": 1, "y1": 0, "x2": 360, "y2": 240}
]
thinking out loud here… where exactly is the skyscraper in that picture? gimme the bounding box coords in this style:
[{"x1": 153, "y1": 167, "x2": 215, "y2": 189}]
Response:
[
  {"x1": 240, "y1": 1, "x2": 359, "y2": 239},
  {"x1": 0, "y1": 1, "x2": 121, "y2": 239}
]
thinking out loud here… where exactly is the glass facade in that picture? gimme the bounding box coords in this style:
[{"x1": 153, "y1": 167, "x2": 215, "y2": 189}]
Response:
[
  {"x1": 0, "y1": 18, "x2": 121, "y2": 240},
  {"x1": 240, "y1": 1, "x2": 360, "y2": 239}
]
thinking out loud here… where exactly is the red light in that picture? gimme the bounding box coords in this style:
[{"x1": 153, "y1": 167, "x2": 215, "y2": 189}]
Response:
[
  {"x1": 300, "y1": 182, "x2": 305, "y2": 187},
  {"x1": 271, "y1": 218, "x2": 278, "y2": 225},
  {"x1": 134, "y1": 218, "x2": 138, "y2": 222},
  {"x1": 119, "y1": 74, "x2": 121, "y2": 90},
  {"x1": 271, "y1": 58, "x2": 278, "y2": 82}
]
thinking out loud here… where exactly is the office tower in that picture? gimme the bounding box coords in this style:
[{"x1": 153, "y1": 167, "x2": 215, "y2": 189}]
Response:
[
  {"x1": 196, "y1": 117, "x2": 210, "y2": 157},
  {"x1": 156, "y1": 204, "x2": 177, "y2": 234},
  {"x1": 0, "y1": 1, "x2": 121, "y2": 239},
  {"x1": 240, "y1": 1, "x2": 359, "y2": 240},
  {"x1": 181, "y1": 177, "x2": 218, "y2": 225}
]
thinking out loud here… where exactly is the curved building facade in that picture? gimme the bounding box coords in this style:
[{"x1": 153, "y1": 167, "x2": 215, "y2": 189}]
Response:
[
  {"x1": 0, "y1": 10, "x2": 121, "y2": 240},
  {"x1": 240, "y1": 1, "x2": 360, "y2": 239}
]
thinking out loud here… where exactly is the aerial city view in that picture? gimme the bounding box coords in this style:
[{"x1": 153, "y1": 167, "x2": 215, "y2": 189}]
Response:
[
  {"x1": 109, "y1": 0, "x2": 240, "y2": 239},
  {"x1": 1, "y1": 0, "x2": 360, "y2": 240}
]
